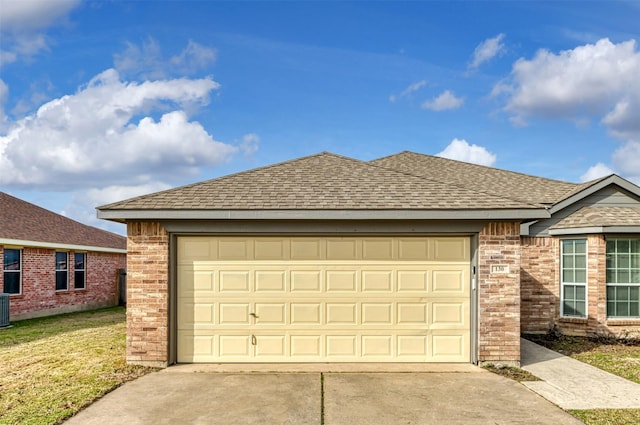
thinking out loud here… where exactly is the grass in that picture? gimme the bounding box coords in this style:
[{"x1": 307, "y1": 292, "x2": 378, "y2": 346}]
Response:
[
  {"x1": 482, "y1": 363, "x2": 541, "y2": 382},
  {"x1": 524, "y1": 333, "x2": 640, "y2": 425},
  {"x1": 0, "y1": 307, "x2": 154, "y2": 425}
]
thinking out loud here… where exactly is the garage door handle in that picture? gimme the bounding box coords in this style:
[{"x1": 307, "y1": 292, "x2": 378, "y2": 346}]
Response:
[
  {"x1": 251, "y1": 335, "x2": 257, "y2": 345},
  {"x1": 250, "y1": 312, "x2": 259, "y2": 318}
]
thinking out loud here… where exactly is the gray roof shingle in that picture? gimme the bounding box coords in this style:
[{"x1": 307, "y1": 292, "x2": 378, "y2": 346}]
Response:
[
  {"x1": 98, "y1": 152, "x2": 542, "y2": 211},
  {"x1": 1, "y1": 192, "x2": 126, "y2": 250},
  {"x1": 370, "y1": 151, "x2": 586, "y2": 206},
  {"x1": 551, "y1": 206, "x2": 640, "y2": 229}
]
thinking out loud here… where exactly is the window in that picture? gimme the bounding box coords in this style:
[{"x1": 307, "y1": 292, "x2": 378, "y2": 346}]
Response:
[
  {"x1": 3, "y1": 248, "x2": 21, "y2": 294},
  {"x1": 561, "y1": 239, "x2": 587, "y2": 317},
  {"x1": 56, "y1": 252, "x2": 68, "y2": 291},
  {"x1": 606, "y1": 239, "x2": 640, "y2": 318},
  {"x1": 74, "y1": 253, "x2": 86, "y2": 289}
]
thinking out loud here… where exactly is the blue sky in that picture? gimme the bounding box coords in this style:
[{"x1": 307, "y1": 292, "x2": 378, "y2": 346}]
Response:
[{"x1": 1, "y1": 1, "x2": 640, "y2": 235}]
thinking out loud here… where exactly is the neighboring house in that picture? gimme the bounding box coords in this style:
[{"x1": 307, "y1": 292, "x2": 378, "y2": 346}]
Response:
[
  {"x1": 97, "y1": 151, "x2": 640, "y2": 367},
  {"x1": 1, "y1": 192, "x2": 127, "y2": 320}
]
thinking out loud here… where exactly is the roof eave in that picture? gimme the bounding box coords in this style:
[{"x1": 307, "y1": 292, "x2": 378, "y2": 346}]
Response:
[
  {"x1": 97, "y1": 208, "x2": 550, "y2": 222},
  {"x1": 549, "y1": 226, "x2": 640, "y2": 236},
  {"x1": 0, "y1": 237, "x2": 127, "y2": 253}
]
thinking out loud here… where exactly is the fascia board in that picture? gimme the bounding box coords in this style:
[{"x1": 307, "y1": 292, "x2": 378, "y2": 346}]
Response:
[
  {"x1": 549, "y1": 226, "x2": 640, "y2": 236},
  {"x1": 97, "y1": 208, "x2": 550, "y2": 222},
  {"x1": 0, "y1": 238, "x2": 127, "y2": 254}
]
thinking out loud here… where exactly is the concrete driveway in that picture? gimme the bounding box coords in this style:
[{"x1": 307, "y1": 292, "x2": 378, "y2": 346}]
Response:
[{"x1": 65, "y1": 365, "x2": 581, "y2": 425}]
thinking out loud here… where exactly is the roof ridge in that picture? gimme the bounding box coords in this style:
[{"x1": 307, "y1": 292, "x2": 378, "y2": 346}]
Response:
[
  {"x1": 98, "y1": 152, "x2": 359, "y2": 209},
  {"x1": 369, "y1": 153, "x2": 546, "y2": 209},
  {"x1": 383, "y1": 151, "x2": 579, "y2": 186}
]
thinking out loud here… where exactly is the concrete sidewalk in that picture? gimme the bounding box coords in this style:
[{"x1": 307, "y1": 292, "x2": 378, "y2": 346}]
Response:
[{"x1": 521, "y1": 337, "x2": 640, "y2": 409}]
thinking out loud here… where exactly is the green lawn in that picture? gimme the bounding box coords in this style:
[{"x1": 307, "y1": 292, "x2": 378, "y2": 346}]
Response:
[
  {"x1": 0, "y1": 307, "x2": 154, "y2": 425},
  {"x1": 524, "y1": 334, "x2": 640, "y2": 425}
]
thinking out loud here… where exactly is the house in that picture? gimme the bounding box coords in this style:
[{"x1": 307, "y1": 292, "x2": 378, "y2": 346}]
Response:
[
  {"x1": 1, "y1": 192, "x2": 127, "y2": 320},
  {"x1": 96, "y1": 151, "x2": 640, "y2": 367}
]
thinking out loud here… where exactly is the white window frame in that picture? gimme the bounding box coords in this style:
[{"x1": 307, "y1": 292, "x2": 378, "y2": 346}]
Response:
[
  {"x1": 606, "y1": 238, "x2": 640, "y2": 319},
  {"x1": 560, "y1": 238, "x2": 588, "y2": 318},
  {"x1": 3, "y1": 248, "x2": 22, "y2": 295}
]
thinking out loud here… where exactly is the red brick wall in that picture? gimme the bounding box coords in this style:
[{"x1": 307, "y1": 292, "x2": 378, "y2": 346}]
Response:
[
  {"x1": 478, "y1": 221, "x2": 521, "y2": 365},
  {"x1": 1, "y1": 245, "x2": 125, "y2": 319},
  {"x1": 521, "y1": 235, "x2": 640, "y2": 337},
  {"x1": 126, "y1": 222, "x2": 169, "y2": 367},
  {"x1": 520, "y1": 236, "x2": 559, "y2": 333}
]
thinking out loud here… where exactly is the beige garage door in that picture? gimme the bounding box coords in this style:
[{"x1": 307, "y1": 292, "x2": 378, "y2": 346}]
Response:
[{"x1": 177, "y1": 236, "x2": 470, "y2": 363}]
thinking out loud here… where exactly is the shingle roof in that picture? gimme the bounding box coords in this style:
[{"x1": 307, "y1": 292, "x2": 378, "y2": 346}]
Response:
[
  {"x1": 1, "y1": 192, "x2": 126, "y2": 250},
  {"x1": 370, "y1": 151, "x2": 584, "y2": 206},
  {"x1": 98, "y1": 152, "x2": 542, "y2": 211},
  {"x1": 551, "y1": 206, "x2": 640, "y2": 229}
]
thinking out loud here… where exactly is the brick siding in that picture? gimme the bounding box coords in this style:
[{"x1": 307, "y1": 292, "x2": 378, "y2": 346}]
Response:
[
  {"x1": 478, "y1": 221, "x2": 521, "y2": 365},
  {"x1": 521, "y1": 235, "x2": 640, "y2": 338},
  {"x1": 125, "y1": 222, "x2": 169, "y2": 367},
  {"x1": 1, "y1": 245, "x2": 124, "y2": 320}
]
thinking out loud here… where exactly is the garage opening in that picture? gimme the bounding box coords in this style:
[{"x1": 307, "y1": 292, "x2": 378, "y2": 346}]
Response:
[{"x1": 176, "y1": 236, "x2": 471, "y2": 363}]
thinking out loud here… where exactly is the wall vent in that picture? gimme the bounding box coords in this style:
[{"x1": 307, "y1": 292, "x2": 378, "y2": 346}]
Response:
[{"x1": 0, "y1": 294, "x2": 10, "y2": 328}]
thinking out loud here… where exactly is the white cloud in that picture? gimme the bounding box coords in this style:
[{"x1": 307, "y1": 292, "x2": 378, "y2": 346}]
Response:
[
  {"x1": 580, "y1": 163, "x2": 614, "y2": 182},
  {"x1": 611, "y1": 141, "x2": 640, "y2": 184},
  {"x1": 114, "y1": 38, "x2": 216, "y2": 79},
  {"x1": 436, "y1": 138, "x2": 496, "y2": 166},
  {"x1": 0, "y1": 68, "x2": 238, "y2": 189},
  {"x1": 422, "y1": 90, "x2": 464, "y2": 111},
  {"x1": 389, "y1": 80, "x2": 427, "y2": 103},
  {"x1": 469, "y1": 34, "x2": 506, "y2": 69},
  {"x1": 495, "y1": 38, "x2": 640, "y2": 131},
  {"x1": 494, "y1": 38, "x2": 640, "y2": 185},
  {"x1": 0, "y1": 0, "x2": 81, "y2": 65},
  {"x1": 0, "y1": 79, "x2": 8, "y2": 124},
  {"x1": 240, "y1": 133, "x2": 260, "y2": 156}
]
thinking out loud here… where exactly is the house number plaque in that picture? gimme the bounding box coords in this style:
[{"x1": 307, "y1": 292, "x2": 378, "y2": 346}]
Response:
[{"x1": 490, "y1": 264, "x2": 510, "y2": 274}]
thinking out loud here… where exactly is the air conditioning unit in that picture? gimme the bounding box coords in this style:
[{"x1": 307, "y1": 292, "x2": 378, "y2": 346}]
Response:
[{"x1": 0, "y1": 294, "x2": 10, "y2": 328}]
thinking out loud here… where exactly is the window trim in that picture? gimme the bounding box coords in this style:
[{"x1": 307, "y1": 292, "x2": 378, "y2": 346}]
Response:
[
  {"x1": 74, "y1": 252, "x2": 86, "y2": 290},
  {"x1": 606, "y1": 238, "x2": 640, "y2": 319},
  {"x1": 560, "y1": 238, "x2": 588, "y2": 318},
  {"x1": 3, "y1": 248, "x2": 22, "y2": 295},
  {"x1": 55, "y1": 251, "x2": 69, "y2": 291}
]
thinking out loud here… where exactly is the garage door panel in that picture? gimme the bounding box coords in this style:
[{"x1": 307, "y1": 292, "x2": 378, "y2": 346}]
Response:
[
  {"x1": 362, "y1": 336, "x2": 393, "y2": 357},
  {"x1": 219, "y1": 303, "x2": 250, "y2": 324},
  {"x1": 219, "y1": 335, "x2": 251, "y2": 357},
  {"x1": 291, "y1": 271, "x2": 321, "y2": 291},
  {"x1": 219, "y1": 271, "x2": 250, "y2": 292},
  {"x1": 326, "y1": 335, "x2": 357, "y2": 357},
  {"x1": 431, "y1": 333, "x2": 467, "y2": 362},
  {"x1": 397, "y1": 335, "x2": 427, "y2": 357},
  {"x1": 432, "y1": 269, "x2": 467, "y2": 293},
  {"x1": 432, "y1": 238, "x2": 469, "y2": 261},
  {"x1": 432, "y1": 302, "x2": 466, "y2": 327},
  {"x1": 218, "y1": 239, "x2": 250, "y2": 260},
  {"x1": 362, "y1": 271, "x2": 393, "y2": 292},
  {"x1": 326, "y1": 239, "x2": 359, "y2": 260},
  {"x1": 397, "y1": 270, "x2": 428, "y2": 292},
  {"x1": 326, "y1": 270, "x2": 357, "y2": 291},
  {"x1": 177, "y1": 236, "x2": 471, "y2": 363},
  {"x1": 326, "y1": 303, "x2": 357, "y2": 324},
  {"x1": 362, "y1": 303, "x2": 392, "y2": 324},
  {"x1": 255, "y1": 303, "x2": 286, "y2": 324},
  {"x1": 291, "y1": 303, "x2": 322, "y2": 325},
  {"x1": 255, "y1": 271, "x2": 286, "y2": 291},
  {"x1": 397, "y1": 303, "x2": 427, "y2": 324}
]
